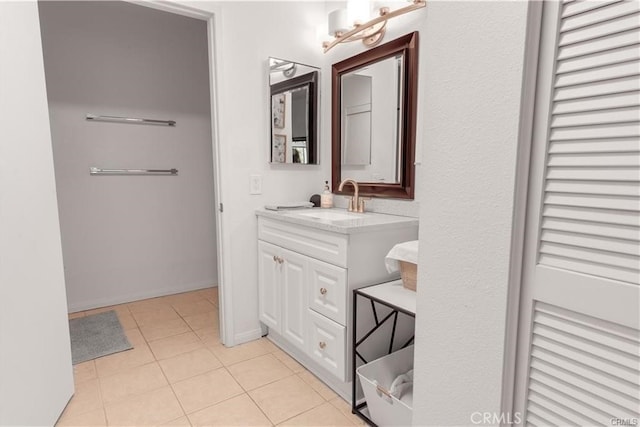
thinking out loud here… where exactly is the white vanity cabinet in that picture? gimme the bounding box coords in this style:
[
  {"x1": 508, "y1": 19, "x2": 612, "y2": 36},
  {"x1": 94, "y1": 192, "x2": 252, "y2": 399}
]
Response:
[{"x1": 256, "y1": 209, "x2": 418, "y2": 396}]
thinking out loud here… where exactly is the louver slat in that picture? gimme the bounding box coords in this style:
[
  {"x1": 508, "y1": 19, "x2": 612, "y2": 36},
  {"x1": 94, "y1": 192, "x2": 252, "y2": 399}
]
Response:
[
  {"x1": 527, "y1": 401, "x2": 578, "y2": 427},
  {"x1": 532, "y1": 324, "x2": 638, "y2": 369},
  {"x1": 526, "y1": 303, "x2": 640, "y2": 424},
  {"x1": 529, "y1": 379, "x2": 621, "y2": 425},
  {"x1": 540, "y1": 229, "x2": 639, "y2": 256},
  {"x1": 554, "y1": 91, "x2": 639, "y2": 114},
  {"x1": 557, "y1": 44, "x2": 640, "y2": 74},
  {"x1": 559, "y1": 13, "x2": 640, "y2": 46},
  {"x1": 558, "y1": 30, "x2": 640, "y2": 60},
  {"x1": 562, "y1": 1, "x2": 622, "y2": 19},
  {"x1": 546, "y1": 167, "x2": 639, "y2": 181},
  {"x1": 551, "y1": 107, "x2": 640, "y2": 127},
  {"x1": 555, "y1": 76, "x2": 640, "y2": 100},
  {"x1": 544, "y1": 193, "x2": 639, "y2": 212},
  {"x1": 556, "y1": 61, "x2": 639, "y2": 87},
  {"x1": 528, "y1": 391, "x2": 598, "y2": 426},
  {"x1": 542, "y1": 216, "x2": 639, "y2": 241},
  {"x1": 547, "y1": 152, "x2": 640, "y2": 166},
  {"x1": 561, "y1": 1, "x2": 640, "y2": 33},
  {"x1": 529, "y1": 359, "x2": 640, "y2": 413},
  {"x1": 543, "y1": 205, "x2": 640, "y2": 227},
  {"x1": 539, "y1": 242, "x2": 639, "y2": 271},
  {"x1": 545, "y1": 180, "x2": 640, "y2": 196},
  {"x1": 549, "y1": 138, "x2": 640, "y2": 154},
  {"x1": 550, "y1": 123, "x2": 639, "y2": 140}
]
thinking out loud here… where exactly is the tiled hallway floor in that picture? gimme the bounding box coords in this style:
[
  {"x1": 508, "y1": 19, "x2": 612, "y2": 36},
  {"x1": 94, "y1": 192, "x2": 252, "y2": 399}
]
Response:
[{"x1": 58, "y1": 288, "x2": 364, "y2": 426}]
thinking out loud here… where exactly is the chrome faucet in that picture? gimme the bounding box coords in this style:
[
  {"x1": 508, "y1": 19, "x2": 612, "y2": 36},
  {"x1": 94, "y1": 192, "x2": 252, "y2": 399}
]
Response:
[{"x1": 338, "y1": 179, "x2": 369, "y2": 213}]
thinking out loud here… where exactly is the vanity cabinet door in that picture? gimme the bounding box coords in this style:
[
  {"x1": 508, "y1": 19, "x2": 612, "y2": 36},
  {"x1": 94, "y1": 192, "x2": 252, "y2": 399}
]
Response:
[
  {"x1": 258, "y1": 241, "x2": 281, "y2": 333},
  {"x1": 281, "y1": 248, "x2": 308, "y2": 351},
  {"x1": 308, "y1": 309, "x2": 346, "y2": 381},
  {"x1": 308, "y1": 258, "x2": 347, "y2": 325}
]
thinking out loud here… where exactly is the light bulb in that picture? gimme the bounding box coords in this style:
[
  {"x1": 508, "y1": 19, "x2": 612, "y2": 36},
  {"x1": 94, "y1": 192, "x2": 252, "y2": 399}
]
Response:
[
  {"x1": 347, "y1": 0, "x2": 371, "y2": 26},
  {"x1": 328, "y1": 9, "x2": 350, "y2": 36}
]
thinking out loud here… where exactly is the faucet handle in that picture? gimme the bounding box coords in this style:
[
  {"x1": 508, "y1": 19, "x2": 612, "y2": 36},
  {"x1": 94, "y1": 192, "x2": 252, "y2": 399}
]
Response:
[{"x1": 357, "y1": 197, "x2": 371, "y2": 213}]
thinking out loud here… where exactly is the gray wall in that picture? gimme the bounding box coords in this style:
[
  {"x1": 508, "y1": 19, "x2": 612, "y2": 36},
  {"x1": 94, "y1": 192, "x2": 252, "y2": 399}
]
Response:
[{"x1": 39, "y1": 1, "x2": 217, "y2": 312}]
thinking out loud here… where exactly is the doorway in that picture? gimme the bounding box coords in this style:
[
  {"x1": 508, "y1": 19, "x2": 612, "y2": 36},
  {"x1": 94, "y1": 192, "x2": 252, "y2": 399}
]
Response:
[{"x1": 38, "y1": 1, "x2": 224, "y2": 336}]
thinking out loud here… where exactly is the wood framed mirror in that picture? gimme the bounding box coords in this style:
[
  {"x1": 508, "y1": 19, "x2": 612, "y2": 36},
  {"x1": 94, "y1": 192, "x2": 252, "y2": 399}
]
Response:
[{"x1": 332, "y1": 32, "x2": 418, "y2": 199}]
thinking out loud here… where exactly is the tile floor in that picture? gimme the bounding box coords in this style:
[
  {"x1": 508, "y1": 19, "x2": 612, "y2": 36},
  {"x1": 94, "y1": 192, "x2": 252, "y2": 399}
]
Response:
[{"x1": 59, "y1": 288, "x2": 365, "y2": 426}]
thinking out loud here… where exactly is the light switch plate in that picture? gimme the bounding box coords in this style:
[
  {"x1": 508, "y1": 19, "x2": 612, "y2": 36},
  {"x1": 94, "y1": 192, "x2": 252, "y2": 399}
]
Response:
[{"x1": 250, "y1": 174, "x2": 262, "y2": 195}]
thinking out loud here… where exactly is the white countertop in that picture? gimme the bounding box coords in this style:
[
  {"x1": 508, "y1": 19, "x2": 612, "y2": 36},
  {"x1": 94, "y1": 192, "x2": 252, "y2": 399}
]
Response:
[
  {"x1": 357, "y1": 279, "x2": 416, "y2": 315},
  {"x1": 255, "y1": 208, "x2": 419, "y2": 235}
]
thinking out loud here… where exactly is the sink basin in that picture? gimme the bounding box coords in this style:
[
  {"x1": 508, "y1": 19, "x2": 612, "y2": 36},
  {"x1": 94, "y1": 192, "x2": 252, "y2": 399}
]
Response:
[{"x1": 292, "y1": 210, "x2": 364, "y2": 221}]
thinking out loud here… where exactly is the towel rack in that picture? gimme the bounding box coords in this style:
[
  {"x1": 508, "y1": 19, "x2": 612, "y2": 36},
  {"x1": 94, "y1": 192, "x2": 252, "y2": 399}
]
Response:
[
  {"x1": 86, "y1": 114, "x2": 176, "y2": 127},
  {"x1": 90, "y1": 167, "x2": 178, "y2": 176}
]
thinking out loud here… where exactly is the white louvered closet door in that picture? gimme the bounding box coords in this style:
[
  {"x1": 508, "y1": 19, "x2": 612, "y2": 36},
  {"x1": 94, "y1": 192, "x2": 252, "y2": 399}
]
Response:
[{"x1": 513, "y1": 1, "x2": 640, "y2": 425}]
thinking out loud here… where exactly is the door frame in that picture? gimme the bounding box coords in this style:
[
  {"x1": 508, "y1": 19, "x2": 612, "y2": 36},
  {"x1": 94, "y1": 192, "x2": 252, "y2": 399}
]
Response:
[
  {"x1": 499, "y1": 1, "x2": 544, "y2": 420},
  {"x1": 127, "y1": 0, "x2": 232, "y2": 345}
]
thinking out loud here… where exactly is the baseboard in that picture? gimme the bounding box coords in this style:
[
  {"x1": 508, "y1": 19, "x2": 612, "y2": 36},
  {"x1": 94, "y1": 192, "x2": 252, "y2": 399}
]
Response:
[
  {"x1": 67, "y1": 281, "x2": 217, "y2": 313},
  {"x1": 233, "y1": 328, "x2": 263, "y2": 345}
]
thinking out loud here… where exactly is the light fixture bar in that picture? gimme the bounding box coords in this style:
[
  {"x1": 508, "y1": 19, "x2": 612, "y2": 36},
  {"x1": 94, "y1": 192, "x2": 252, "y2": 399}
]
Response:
[{"x1": 323, "y1": 0, "x2": 426, "y2": 53}]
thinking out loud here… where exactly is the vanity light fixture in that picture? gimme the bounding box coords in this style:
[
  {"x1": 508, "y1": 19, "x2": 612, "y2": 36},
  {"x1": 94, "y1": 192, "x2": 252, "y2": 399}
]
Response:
[
  {"x1": 269, "y1": 58, "x2": 297, "y2": 78},
  {"x1": 322, "y1": 0, "x2": 425, "y2": 53}
]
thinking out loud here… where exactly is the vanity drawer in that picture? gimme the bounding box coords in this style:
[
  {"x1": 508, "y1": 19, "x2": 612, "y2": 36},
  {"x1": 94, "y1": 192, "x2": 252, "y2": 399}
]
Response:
[
  {"x1": 308, "y1": 309, "x2": 346, "y2": 381},
  {"x1": 308, "y1": 258, "x2": 347, "y2": 325},
  {"x1": 258, "y1": 217, "x2": 348, "y2": 267}
]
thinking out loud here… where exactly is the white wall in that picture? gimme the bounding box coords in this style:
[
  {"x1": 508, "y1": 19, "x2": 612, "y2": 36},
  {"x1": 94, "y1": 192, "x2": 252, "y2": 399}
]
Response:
[
  {"x1": 39, "y1": 1, "x2": 218, "y2": 312},
  {"x1": 183, "y1": 1, "x2": 327, "y2": 343},
  {"x1": 412, "y1": 2, "x2": 529, "y2": 424},
  {"x1": 0, "y1": 2, "x2": 74, "y2": 424}
]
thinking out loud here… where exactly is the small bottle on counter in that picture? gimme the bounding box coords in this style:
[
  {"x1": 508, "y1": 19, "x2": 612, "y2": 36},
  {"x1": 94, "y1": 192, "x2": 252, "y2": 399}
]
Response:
[{"x1": 320, "y1": 181, "x2": 333, "y2": 208}]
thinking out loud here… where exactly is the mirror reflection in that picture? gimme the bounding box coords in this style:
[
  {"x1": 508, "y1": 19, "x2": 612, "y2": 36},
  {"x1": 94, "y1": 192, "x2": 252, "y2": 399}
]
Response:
[
  {"x1": 341, "y1": 54, "x2": 403, "y2": 183},
  {"x1": 269, "y1": 57, "x2": 319, "y2": 164}
]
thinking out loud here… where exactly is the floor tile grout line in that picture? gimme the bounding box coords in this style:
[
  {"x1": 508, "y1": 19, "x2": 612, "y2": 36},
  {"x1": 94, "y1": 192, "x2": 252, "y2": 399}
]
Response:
[
  {"x1": 243, "y1": 388, "x2": 277, "y2": 427},
  {"x1": 156, "y1": 355, "x2": 190, "y2": 424},
  {"x1": 93, "y1": 364, "x2": 108, "y2": 425}
]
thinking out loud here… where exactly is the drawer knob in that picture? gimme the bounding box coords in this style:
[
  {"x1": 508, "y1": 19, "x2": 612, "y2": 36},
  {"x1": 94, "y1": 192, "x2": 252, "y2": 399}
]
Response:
[
  {"x1": 320, "y1": 288, "x2": 327, "y2": 295},
  {"x1": 319, "y1": 341, "x2": 326, "y2": 349}
]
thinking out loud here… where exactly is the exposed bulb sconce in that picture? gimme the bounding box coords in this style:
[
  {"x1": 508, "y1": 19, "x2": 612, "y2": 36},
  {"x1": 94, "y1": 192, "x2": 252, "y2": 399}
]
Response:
[{"x1": 322, "y1": 0, "x2": 425, "y2": 53}]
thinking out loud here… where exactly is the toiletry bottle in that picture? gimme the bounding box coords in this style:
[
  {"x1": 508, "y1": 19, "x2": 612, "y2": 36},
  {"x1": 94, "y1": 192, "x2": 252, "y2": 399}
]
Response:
[{"x1": 320, "y1": 181, "x2": 333, "y2": 208}]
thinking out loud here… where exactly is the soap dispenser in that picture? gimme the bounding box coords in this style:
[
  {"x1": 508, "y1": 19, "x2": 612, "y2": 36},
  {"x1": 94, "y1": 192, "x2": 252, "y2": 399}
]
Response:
[{"x1": 320, "y1": 181, "x2": 333, "y2": 208}]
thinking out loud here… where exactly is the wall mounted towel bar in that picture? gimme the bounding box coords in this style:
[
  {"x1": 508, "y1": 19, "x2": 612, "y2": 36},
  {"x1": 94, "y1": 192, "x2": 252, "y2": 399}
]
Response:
[
  {"x1": 90, "y1": 167, "x2": 178, "y2": 176},
  {"x1": 86, "y1": 114, "x2": 176, "y2": 126}
]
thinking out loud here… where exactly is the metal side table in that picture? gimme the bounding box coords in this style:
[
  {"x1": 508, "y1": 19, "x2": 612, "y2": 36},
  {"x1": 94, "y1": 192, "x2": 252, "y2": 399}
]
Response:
[{"x1": 352, "y1": 279, "x2": 416, "y2": 426}]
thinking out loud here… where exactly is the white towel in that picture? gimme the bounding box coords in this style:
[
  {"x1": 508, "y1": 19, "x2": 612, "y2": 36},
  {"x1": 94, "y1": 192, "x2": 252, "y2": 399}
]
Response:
[
  {"x1": 385, "y1": 241, "x2": 419, "y2": 273},
  {"x1": 389, "y1": 369, "x2": 413, "y2": 399},
  {"x1": 264, "y1": 202, "x2": 314, "y2": 211}
]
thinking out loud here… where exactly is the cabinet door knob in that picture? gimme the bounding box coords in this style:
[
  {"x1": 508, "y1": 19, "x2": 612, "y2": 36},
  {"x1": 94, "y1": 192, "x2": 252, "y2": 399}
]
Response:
[
  {"x1": 277, "y1": 256, "x2": 284, "y2": 264},
  {"x1": 273, "y1": 255, "x2": 278, "y2": 262},
  {"x1": 319, "y1": 341, "x2": 326, "y2": 349},
  {"x1": 320, "y1": 288, "x2": 327, "y2": 295}
]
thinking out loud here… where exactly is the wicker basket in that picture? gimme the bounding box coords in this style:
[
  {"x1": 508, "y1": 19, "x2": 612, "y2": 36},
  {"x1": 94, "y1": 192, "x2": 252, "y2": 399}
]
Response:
[{"x1": 399, "y1": 261, "x2": 417, "y2": 291}]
